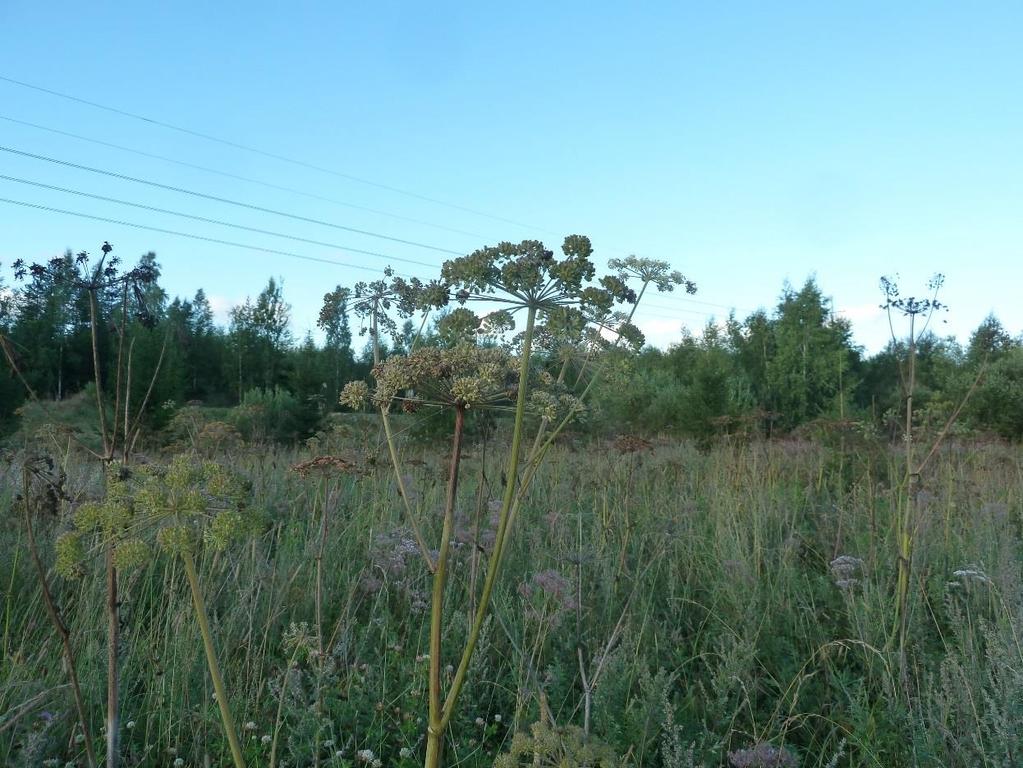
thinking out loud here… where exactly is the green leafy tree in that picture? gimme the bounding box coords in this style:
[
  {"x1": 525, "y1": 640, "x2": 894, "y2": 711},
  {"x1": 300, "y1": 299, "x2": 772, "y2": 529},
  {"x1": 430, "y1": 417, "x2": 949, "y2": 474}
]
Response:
[
  {"x1": 970, "y1": 347, "x2": 1023, "y2": 438},
  {"x1": 966, "y1": 313, "x2": 1014, "y2": 366},
  {"x1": 763, "y1": 279, "x2": 859, "y2": 430},
  {"x1": 228, "y1": 277, "x2": 293, "y2": 398},
  {"x1": 317, "y1": 285, "x2": 355, "y2": 405}
]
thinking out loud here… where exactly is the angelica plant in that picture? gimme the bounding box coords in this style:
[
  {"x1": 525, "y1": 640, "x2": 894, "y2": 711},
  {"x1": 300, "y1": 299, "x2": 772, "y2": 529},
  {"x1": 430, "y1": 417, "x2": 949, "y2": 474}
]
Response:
[
  {"x1": 9, "y1": 243, "x2": 166, "y2": 768},
  {"x1": 334, "y1": 271, "x2": 449, "y2": 570},
  {"x1": 134, "y1": 455, "x2": 260, "y2": 768},
  {"x1": 339, "y1": 237, "x2": 695, "y2": 767},
  {"x1": 20, "y1": 459, "x2": 97, "y2": 768},
  {"x1": 879, "y1": 274, "x2": 946, "y2": 681},
  {"x1": 56, "y1": 461, "x2": 155, "y2": 768},
  {"x1": 55, "y1": 457, "x2": 257, "y2": 767}
]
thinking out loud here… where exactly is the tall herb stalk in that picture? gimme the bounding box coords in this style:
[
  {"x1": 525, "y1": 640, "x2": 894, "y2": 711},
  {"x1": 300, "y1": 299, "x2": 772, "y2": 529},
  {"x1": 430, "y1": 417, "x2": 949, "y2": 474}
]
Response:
[
  {"x1": 10, "y1": 243, "x2": 164, "y2": 768},
  {"x1": 880, "y1": 274, "x2": 945, "y2": 681},
  {"x1": 336, "y1": 240, "x2": 695, "y2": 767}
]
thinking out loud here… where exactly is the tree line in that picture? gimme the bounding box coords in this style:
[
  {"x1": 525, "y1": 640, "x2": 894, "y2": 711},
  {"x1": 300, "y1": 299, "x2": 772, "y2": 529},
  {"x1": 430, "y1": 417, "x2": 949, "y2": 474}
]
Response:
[{"x1": 2, "y1": 249, "x2": 1021, "y2": 441}]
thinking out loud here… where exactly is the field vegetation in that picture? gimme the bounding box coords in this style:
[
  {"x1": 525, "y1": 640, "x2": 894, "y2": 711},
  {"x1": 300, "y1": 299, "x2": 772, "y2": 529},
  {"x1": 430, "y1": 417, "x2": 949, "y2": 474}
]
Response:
[{"x1": 1, "y1": 240, "x2": 1022, "y2": 767}]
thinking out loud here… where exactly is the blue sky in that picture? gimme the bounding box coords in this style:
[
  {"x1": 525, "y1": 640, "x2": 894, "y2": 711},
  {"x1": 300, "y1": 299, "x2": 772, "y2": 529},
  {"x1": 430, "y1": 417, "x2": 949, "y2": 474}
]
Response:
[{"x1": 1, "y1": 1, "x2": 1020, "y2": 352}]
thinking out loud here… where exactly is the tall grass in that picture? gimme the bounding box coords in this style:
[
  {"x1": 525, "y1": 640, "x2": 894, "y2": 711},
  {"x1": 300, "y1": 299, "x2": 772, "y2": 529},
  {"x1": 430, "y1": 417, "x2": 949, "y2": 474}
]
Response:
[{"x1": 2, "y1": 430, "x2": 1021, "y2": 767}]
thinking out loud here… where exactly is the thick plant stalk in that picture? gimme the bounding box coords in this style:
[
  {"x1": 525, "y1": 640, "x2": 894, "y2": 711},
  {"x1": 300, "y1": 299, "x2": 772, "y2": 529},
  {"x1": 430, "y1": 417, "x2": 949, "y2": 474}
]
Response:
[
  {"x1": 21, "y1": 472, "x2": 97, "y2": 768},
  {"x1": 528, "y1": 279, "x2": 650, "y2": 463},
  {"x1": 381, "y1": 410, "x2": 435, "y2": 570},
  {"x1": 105, "y1": 546, "x2": 119, "y2": 768},
  {"x1": 110, "y1": 282, "x2": 129, "y2": 458},
  {"x1": 426, "y1": 305, "x2": 537, "y2": 766},
  {"x1": 893, "y1": 313, "x2": 916, "y2": 677},
  {"x1": 181, "y1": 552, "x2": 246, "y2": 768},
  {"x1": 126, "y1": 332, "x2": 169, "y2": 457},
  {"x1": 425, "y1": 405, "x2": 466, "y2": 767},
  {"x1": 313, "y1": 478, "x2": 330, "y2": 768},
  {"x1": 87, "y1": 288, "x2": 110, "y2": 457},
  {"x1": 370, "y1": 309, "x2": 436, "y2": 571}
]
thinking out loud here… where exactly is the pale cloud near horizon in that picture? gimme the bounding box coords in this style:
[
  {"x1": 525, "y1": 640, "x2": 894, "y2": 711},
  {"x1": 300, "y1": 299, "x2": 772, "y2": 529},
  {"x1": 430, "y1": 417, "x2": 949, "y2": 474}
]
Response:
[
  {"x1": 836, "y1": 303, "x2": 884, "y2": 322},
  {"x1": 207, "y1": 294, "x2": 238, "y2": 324}
]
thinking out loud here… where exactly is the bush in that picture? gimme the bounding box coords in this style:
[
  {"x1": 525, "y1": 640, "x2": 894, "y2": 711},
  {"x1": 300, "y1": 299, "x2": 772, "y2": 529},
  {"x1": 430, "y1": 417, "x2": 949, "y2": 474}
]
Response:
[
  {"x1": 970, "y1": 349, "x2": 1023, "y2": 439},
  {"x1": 230, "y1": 387, "x2": 307, "y2": 443}
]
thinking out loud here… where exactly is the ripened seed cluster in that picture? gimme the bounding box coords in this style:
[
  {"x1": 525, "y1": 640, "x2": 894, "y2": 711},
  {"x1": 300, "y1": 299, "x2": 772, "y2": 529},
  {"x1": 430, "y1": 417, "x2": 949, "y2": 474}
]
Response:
[{"x1": 56, "y1": 456, "x2": 260, "y2": 578}]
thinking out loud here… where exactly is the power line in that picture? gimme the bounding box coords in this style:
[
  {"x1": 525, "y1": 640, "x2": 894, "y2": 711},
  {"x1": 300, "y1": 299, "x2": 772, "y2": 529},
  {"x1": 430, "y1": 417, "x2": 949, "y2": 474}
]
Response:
[
  {"x1": 0, "y1": 113, "x2": 491, "y2": 242},
  {"x1": 0, "y1": 196, "x2": 418, "y2": 278},
  {"x1": 3, "y1": 195, "x2": 757, "y2": 337},
  {"x1": 645, "y1": 296, "x2": 758, "y2": 314},
  {"x1": 0, "y1": 145, "x2": 465, "y2": 256},
  {"x1": 0, "y1": 170, "x2": 750, "y2": 323},
  {"x1": 0, "y1": 174, "x2": 441, "y2": 269},
  {"x1": 630, "y1": 305, "x2": 719, "y2": 322},
  {"x1": 0, "y1": 73, "x2": 559, "y2": 235}
]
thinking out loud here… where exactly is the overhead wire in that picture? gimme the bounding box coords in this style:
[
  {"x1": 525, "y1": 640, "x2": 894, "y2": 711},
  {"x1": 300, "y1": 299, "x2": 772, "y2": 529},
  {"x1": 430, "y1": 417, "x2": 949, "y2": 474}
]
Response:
[
  {"x1": 0, "y1": 74, "x2": 713, "y2": 273},
  {"x1": 0, "y1": 113, "x2": 491, "y2": 241},
  {"x1": 0, "y1": 76, "x2": 741, "y2": 323},
  {"x1": 0, "y1": 182, "x2": 751, "y2": 326},
  {"x1": 0, "y1": 174, "x2": 441, "y2": 269},
  {"x1": 1, "y1": 192, "x2": 732, "y2": 329},
  {"x1": 0, "y1": 145, "x2": 465, "y2": 256},
  {"x1": 2, "y1": 170, "x2": 748, "y2": 308},
  {"x1": 0, "y1": 196, "x2": 418, "y2": 278},
  {"x1": 0, "y1": 73, "x2": 561, "y2": 235}
]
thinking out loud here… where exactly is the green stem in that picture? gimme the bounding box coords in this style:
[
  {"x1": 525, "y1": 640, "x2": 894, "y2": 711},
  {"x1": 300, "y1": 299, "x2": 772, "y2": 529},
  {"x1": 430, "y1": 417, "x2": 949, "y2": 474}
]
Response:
[
  {"x1": 426, "y1": 405, "x2": 465, "y2": 768},
  {"x1": 181, "y1": 552, "x2": 246, "y2": 768},
  {"x1": 105, "y1": 546, "x2": 119, "y2": 768},
  {"x1": 382, "y1": 409, "x2": 435, "y2": 571},
  {"x1": 87, "y1": 288, "x2": 110, "y2": 458},
  {"x1": 893, "y1": 315, "x2": 916, "y2": 681},
  {"x1": 438, "y1": 304, "x2": 536, "y2": 732},
  {"x1": 21, "y1": 471, "x2": 97, "y2": 768},
  {"x1": 373, "y1": 306, "x2": 435, "y2": 571}
]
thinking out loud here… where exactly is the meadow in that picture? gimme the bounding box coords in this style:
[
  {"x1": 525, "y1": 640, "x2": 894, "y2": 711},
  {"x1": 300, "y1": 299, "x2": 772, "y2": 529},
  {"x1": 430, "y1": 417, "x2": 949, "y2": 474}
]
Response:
[{"x1": 3, "y1": 416, "x2": 1021, "y2": 767}]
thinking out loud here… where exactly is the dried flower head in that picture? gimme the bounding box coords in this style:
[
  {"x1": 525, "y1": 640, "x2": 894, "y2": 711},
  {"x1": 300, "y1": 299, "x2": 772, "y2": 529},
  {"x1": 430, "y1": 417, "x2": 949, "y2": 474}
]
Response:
[
  {"x1": 609, "y1": 255, "x2": 697, "y2": 295},
  {"x1": 290, "y1": 455, "x2": 366, "y2": 478},
  {"x1": 365, "y1": 343, "x2": 516, "y2": 411}
]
